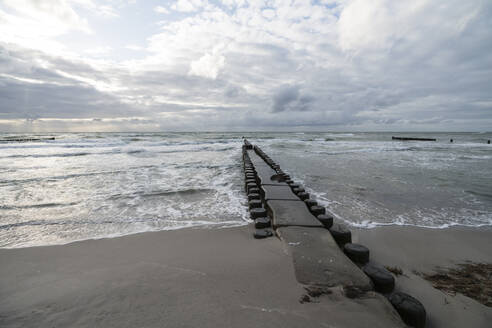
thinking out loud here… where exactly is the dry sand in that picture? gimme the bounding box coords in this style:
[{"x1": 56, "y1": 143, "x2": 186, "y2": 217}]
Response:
[
  {"x1": 1, "y1": 225, "x2": 402, "y2": 328},
  {"x1": 354, "y1": 225, "x2": 492, "y2": 328}
]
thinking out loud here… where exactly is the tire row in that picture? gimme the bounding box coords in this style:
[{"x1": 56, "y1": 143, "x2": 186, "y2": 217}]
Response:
[
  {"x1": 252, "y1": 144, "x2": 334, "y2": 225},
  {"x1": 242, "y1": 142, "x2": 273, "y2": 239},
  {"x1": 242, "y1": 139, "x2": 426, "y2": 328}
]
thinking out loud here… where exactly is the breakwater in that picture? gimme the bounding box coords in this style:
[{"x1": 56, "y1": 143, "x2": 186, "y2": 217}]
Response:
[
  {"x1": 242, "y1": 139, "x2": 427, "y2": 328},
  {"x1": 392, "y1": 136, "x2": 436, "y2": 141},
  {"x1": 0, "y1": 137, "x2": 55, "y2": 142}
]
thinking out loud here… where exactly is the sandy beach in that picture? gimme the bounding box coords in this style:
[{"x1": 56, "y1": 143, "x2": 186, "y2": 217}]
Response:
[
  {"x1": 1, "y1": 223, "x2": 490, "y2": 327},
  {"x1": 1, "y1": 224, "x2": 405, "y2": 328},
  {"x1": 354, "y1": 225, "x2": 492, "y2": 327}
]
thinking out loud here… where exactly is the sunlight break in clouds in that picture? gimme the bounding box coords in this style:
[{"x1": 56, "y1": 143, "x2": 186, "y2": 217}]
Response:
[{"x1": 0, "y1": 0, "x2": 491, "y2": 132}]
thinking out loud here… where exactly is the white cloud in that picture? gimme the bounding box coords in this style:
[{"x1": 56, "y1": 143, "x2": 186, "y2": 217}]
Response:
[
  {"x1": 2, "y1": 0, "x2": 92, "y2": 34},
  {"x1": 171, "y1": 0, "x2": 207, "y2": 13},
  {"x1": 154, "y1": 5, "x2": 169, "y2": 14},
  {"x1": 0, "y1": 0, "x2": 95, "y2": 56},
  {"x1": 0, "y1": 0, "x2": 491, "y2": 131},
  {"x1": 97, "y1": 5, "x2": 119, "y2": 17},
  {"x1": 262, "y1": 8, "x2": 275, "y2": 20},
  {"x1": 189, "y1": 51, "x2": 226, "y2": 79}
]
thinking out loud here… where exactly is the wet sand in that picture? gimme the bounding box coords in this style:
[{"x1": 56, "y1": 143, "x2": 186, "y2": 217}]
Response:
[
  {"x1": 1, "y1": 224, "x2": 491, "y2": 327},
  {"x1": 0, "y1": 225, "x2": 403, "y2": 328},
  {"x1": 354, "y1": 225, "x2": 492, "y2": 328}
]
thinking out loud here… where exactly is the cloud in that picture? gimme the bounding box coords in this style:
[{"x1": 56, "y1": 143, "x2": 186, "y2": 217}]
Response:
[
  {"x1": 1, "y1": 0, "x2": 92, "y2": 34},
  {"x1": 0, "y1": 0, "x2": 491, "y2": 131},
  {"x1": 271, "y1": 85, "x2": 314, "y2": 113},
  {"x1": 125, "y1": 44, "x2": 143, "y2": 51},
  {"x1": 154, "y1": 5, "x2": 169, "y2": 14},
  {"x1": 171, "y1": 0, "x2": 207, "y2": 13},
  {"x1": 189, "y1": 51, "x2": 226, "y2": 79}
]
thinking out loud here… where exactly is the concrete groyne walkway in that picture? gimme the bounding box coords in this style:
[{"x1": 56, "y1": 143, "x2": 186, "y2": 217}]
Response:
[{"x1": 242, "y1": 139, "x2": 426, "y2": 328}]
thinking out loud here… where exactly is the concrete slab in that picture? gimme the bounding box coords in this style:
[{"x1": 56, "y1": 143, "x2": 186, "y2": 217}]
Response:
[
  {"x1": 277, "y1": 226, "x2": 373, "y2": 290},
  {"x1": 245, "y1": 150, "x2": 289, "y2": 186},
  {"x1": 246, "y1": 150, "x2": 270, "y2": 167},
  {"x1": 255, "y1": 166, "x2": 286, "y2": 186},
  {"x1": 261, "y1": 185, "x2": 299, "y2": 201},
  {"x1": 266, "y1": 200, "x2": 323, "y2": 228}
]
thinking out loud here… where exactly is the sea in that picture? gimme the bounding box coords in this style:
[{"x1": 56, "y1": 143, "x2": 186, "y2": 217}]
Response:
[{"x1": 1, "y1": 132, "x2": 491, "y2": 248}]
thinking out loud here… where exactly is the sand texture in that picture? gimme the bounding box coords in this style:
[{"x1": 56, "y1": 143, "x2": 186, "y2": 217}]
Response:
[
  {"x1": 1, "y1": 225, "x2": 405, "y2": 328},
  {"x1": 355, "y1": 225, "x2": 492, "y2": 328}
]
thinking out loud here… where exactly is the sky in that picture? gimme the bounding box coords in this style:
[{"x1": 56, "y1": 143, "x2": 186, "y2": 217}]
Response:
[{"x1": 0, "y1": 0, "x2": 491, "y2": 132}]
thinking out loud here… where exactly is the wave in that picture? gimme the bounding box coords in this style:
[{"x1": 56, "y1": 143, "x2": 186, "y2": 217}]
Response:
[
  {"x1": 301, "y1": 183, "x2": 492, "y2": 230},
  {"x1": 107, "y1": 188, "x2": 215, "y2": 200},
  {"x1": 0, "y1": 170, "x2": 125, "y2": 185},
  {"x1": 342, "y1": 219, "x2": 492, "y2": 230},
  {"x1": 0, "y1": 161, "x2": 237, "y2": 186},
  {"x1": 0, "y1": 217, "x2": 146, "y2": 230},
  {"x1": 465, "y1": 190, "x2": 492, "y2": 200},
  {"x1": 0, "y1": 201, "x2": 80, "y2": 210},
  {"x1": 0, "y1": 144, "x2": 236, "y2": 159}
]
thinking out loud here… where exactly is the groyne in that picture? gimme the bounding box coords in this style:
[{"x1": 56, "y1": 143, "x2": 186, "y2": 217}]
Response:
[
  {"x1": 0, "y1": 137, "x2": 55, "y2": 142},
  {"x1": 242, "y1": 139, "x2": 427, "y2": 328},
  {"x1": 392, "y1": 136, "x2": 436, "y2": 141}
]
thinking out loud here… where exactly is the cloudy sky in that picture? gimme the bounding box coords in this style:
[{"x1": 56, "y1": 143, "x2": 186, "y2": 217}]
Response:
[{"x1": 1, "y1": 0, "x2": 491, "y2": 132}]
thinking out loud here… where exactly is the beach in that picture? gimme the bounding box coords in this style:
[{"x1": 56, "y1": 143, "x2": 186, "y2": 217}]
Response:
[
  {"x1": 0, "y1": 224, "x2": 490, "y2": 327},
  {"x1": 1, "y1": 225, "x2": 404, "y2": 328},
  {"x1": 1, "y1": 133, "x2": 491, "y2": 327},
  {"x1": 1, "y1": 0, "x2": 491, "y2": 325},
  {"x1": 355, "y1": 225, "x2": 492, "y2": 327}
]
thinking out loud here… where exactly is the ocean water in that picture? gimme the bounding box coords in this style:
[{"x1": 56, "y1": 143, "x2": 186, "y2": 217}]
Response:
[{"x1": 1, "y1": 132, "x2": 491, "y2": 248}]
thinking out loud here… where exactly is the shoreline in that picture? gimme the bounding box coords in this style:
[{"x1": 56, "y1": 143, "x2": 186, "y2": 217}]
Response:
[
  {"x1": 0, "y1": 221, "x2": 251, "y2": 250},
  {"x1": 3, "y1": 221, "x2": 492, "y2": 250}
]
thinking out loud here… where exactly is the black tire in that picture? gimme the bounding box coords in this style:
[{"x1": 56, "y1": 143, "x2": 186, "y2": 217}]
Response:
[
  {"x1": 298, "y1": 192, "x2": 309, "y2": 200},
  {"x1": 245, "y1": 178, "x2": 256, "y2": 184},
  {"x1": 248, "y1": 187, "x2": 260, "y2": 194},
  {"x1": 250, "y1": 207, "x2": 267, "y2": 219},
  {"x1": 343, "y1": 243, "x2": 370, "y2": 264},
  {"x1": 254, "y1": 229, "x2": 273, "y2": 239},
  {"x1": 363, "y1": 263, "x2": 395, "y2": 294},
  {"x1": 317, "y1": 214, "x2": 333, "y2": 229},
  {"x1": 246, "y1": 183, "x2": 258, "y2": 193},
  {"x1": 254, "y1": 217, "x2": 271, "y2": 229},
  {"x1": 388, "y1": 292, "x2": 426, "y2": 328},
  {"x1": 248, "y1": 193, "x2": 260, "y2": 201},
  {"x1": 329, "y1": 224, "x2": 352, "y2": 246},
  {"x1": 304, "y1": 199, "x2": 317, "y2": 208},
  {"x1": 293, "y1": 187, "x2": 305, "y2": 194},
  {"x1": 244, "y1": 179, "x2": 256, "y2": 186},
  {"x1": 249, "y1": 199, "x2": 262, "y2": 209},
  {"x1": 310, "y1": 205, "x2": 325, "y2": 216}
]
